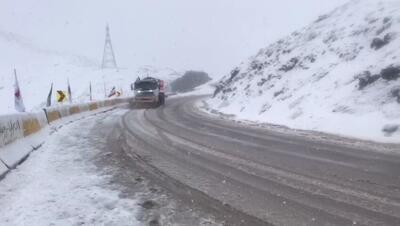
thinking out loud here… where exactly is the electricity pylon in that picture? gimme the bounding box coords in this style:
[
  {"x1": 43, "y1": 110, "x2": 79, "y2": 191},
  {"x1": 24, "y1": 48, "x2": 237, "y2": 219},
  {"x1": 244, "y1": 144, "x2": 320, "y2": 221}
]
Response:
[{"x1": 101, "y1": 24, "x2": 118, "y2": 69}]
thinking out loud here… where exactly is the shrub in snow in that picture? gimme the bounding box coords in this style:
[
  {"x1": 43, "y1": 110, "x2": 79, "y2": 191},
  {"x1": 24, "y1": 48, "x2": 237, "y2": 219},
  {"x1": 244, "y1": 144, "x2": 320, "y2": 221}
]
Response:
[
  {"x1": 381, "y1": 66, "x2": 400, "y2": 80},
  {"x1": 274, "y1": 89, "x2": 285, "y2": 98},
  {"x1": 391, "y1": 88, "x2": 400, "y2": 103},
  {"x1": 376, "y1": 17, "x2": 392, "y2": 35},
  {"x1": 357, "y1": 71, "x2": 380, "y2": 90},
  {"x1": 370, "y1": 33, "x2": 394, "y2": 50},
  {"x1": 279, "y1": 58, "x2": 299, "y2": 72},
  {"x1": 227, "y1": 68, "x2": 240, "y2": 84},
  {"x1": 370, "y1": 37, "x2": 385, "y2": 50},
  {"x1": 257, "y1": 78, "x2": 268, "y2": 87},
  {"x1": 213, "y1": 83, "x2": 224, "y2": 98},
  {"x1": 382, "y1": 124, "x2": 399, "y2": 136}
]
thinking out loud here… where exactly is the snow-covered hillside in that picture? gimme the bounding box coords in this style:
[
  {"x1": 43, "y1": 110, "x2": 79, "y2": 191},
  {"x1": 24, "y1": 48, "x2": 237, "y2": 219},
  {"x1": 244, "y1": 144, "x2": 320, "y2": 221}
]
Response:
[
  {"x1": 208, "y1": 0, "x2": 400, "y2": 142},
  {"x1": 0, "y1": 30, "x2": 182, "y2": 114}
]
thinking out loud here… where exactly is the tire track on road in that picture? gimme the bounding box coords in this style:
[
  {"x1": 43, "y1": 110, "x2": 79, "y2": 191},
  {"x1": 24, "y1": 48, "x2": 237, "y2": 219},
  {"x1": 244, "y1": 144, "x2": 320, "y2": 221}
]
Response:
[{"x1": 121, "y1": 96, "x2": 400, "y2": 226}]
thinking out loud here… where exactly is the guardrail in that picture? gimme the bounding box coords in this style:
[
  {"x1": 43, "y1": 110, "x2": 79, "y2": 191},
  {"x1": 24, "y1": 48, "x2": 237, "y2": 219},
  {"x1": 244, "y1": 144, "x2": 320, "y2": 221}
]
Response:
[{"x1": 0, "y1": 97, "x2": 132, "y2": 177}]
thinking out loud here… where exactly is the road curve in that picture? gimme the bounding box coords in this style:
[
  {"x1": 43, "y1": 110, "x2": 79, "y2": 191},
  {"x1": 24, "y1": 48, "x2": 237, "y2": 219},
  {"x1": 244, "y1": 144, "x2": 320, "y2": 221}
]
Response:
[{"x1": 120, "y1": 95, "x2": 400, "y2": 226}]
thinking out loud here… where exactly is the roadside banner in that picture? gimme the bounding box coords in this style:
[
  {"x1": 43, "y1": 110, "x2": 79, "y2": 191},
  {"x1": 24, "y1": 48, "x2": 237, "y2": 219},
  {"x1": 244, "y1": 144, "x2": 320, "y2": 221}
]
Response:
[
  {"x1": 56, "y1": 90, "x2": 67, "y2": 102},
  {"x1": 46, "y1": 83, "x2": 53, "y2": 107},
  {"x1": 14, "y1": 69, "x2": 26, "y2": 112}
]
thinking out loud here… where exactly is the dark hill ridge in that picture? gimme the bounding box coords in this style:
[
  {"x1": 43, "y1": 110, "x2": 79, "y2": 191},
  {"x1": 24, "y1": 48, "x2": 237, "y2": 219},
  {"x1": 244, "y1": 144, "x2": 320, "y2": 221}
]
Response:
[{"x1": 170, "y1": 71, "x2": 211, "y2": 93}]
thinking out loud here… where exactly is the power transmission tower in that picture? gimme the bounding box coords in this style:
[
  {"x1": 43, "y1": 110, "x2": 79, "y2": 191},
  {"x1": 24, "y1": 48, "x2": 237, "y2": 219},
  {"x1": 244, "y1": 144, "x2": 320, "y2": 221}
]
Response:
[{"x1": 101, "y1": 24, "x2": 118, "y2": 69}]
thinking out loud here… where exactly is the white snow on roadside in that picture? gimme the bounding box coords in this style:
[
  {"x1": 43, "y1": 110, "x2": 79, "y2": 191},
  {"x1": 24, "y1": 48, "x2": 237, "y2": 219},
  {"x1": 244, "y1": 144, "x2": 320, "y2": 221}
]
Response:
[
  {"x1": 0, "y1": 111, "x2": 140, "y2": 225},
  {"x1": 172, "y1": 82, "x2": 214, "y2": 98}
]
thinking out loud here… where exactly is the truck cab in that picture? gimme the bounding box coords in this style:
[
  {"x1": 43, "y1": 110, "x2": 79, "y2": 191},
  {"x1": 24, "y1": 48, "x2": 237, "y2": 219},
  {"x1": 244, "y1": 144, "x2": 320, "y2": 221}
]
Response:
[{"x1": 132, "y1": 77, "x2": 165, "y2": 107}]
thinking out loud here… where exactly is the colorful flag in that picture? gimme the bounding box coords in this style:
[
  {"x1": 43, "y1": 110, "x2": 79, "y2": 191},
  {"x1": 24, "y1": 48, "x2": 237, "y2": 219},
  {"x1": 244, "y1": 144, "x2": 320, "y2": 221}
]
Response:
[
  {"x1": 14, "y1": 69, "x2": 26, "y2": 112},
  {"x1": 67, "y1": 79, "x2": 72, "y2": 103},
  {"x1": 46, "y1": 83, "x2": 53, "y2": 107}
]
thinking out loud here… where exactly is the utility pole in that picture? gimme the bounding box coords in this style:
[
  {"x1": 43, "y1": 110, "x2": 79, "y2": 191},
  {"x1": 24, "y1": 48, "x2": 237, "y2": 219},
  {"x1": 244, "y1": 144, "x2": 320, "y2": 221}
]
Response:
[{"x1": 101, "y1": 24, "x2": 118, "y2": 69}]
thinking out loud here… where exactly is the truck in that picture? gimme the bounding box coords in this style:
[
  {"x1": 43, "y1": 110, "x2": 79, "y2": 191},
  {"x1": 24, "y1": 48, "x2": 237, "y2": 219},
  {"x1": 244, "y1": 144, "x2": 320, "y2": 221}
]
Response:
[{"x1": 131, "y1": 77, "x2": 165, "y2": 107}]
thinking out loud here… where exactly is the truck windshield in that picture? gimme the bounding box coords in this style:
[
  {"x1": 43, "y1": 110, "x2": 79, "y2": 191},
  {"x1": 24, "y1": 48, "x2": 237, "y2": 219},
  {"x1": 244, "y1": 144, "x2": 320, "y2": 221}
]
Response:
[{"x1": 134, "y1": 81, "x2": 158, "y2": 90}]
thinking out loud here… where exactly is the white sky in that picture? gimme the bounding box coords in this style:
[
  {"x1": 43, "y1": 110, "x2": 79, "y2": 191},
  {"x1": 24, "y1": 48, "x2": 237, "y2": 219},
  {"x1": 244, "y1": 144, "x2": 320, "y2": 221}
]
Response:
[{"x1": 0, "y1": 0, "x2": 348, "y2": 77}]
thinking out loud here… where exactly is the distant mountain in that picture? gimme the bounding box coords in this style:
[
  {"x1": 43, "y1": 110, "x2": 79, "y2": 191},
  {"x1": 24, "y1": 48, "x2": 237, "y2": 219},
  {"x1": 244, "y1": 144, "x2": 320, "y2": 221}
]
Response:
[{"x1": 208, "y1": 0, "x2": 400, "y2": 141}]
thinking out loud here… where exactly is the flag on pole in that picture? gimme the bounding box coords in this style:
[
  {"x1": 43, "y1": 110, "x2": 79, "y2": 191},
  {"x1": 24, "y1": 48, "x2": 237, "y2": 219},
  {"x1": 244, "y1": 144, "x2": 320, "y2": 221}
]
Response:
[
  {"x1": 89, "y1": 82, "x2": 92, "y2": 101},
  {"x1": 108, "y1": 86, "x2": 116, "y2": 98},
  {"x1": 14, "y1": 69, "x2": 26, "y2": 112},
  {"x1": 67, "y1": 78, "x2": 72, "y2": 103},
  {"x1": 46, "y1": 83, "x2": 53, "y2": 107}
]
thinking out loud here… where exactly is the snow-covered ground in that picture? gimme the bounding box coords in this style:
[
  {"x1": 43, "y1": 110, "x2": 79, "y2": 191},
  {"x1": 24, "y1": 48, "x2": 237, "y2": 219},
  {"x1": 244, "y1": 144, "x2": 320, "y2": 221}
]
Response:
[
  {"x1": 208, "y1": 0, "x2": 400, "y2": 143},
  {"x1": 0, "y1": 109, "x2": 141, "y2": 225}
]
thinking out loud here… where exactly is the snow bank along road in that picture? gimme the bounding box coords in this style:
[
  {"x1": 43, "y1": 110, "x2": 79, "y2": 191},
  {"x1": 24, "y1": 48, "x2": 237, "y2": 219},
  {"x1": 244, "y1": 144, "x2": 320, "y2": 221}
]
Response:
[{"x1": 120, "y1": 95, "x2": 400, "y2": 226}]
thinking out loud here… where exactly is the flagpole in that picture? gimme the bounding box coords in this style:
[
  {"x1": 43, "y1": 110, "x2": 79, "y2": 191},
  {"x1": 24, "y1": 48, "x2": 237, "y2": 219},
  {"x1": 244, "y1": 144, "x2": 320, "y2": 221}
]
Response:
[
  {"x1": 89, "y1": 82, "x2": 92, "y2": 101},
  {"x1": 46, "y1": 82, "x2": 53, "y2": 107},
  {"x1": 67, "y1": 78, "x2": 72, "y2": 103}
]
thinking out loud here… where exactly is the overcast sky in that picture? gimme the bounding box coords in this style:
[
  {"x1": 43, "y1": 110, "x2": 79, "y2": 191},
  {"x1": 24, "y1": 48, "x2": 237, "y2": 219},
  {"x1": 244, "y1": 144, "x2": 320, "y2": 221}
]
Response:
[{"x1": 0, "y1": 0, "x2": 348, "y2": 77}]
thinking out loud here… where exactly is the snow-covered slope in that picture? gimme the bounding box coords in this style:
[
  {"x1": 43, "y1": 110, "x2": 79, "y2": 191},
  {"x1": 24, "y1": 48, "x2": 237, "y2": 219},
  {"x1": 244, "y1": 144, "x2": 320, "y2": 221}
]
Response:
[
  {"x1": 0, "y1": 30, "x2": 182, "y2": 114},
  {"x1": 208, "y1": 0, "x2": 400, "y2": 142}
]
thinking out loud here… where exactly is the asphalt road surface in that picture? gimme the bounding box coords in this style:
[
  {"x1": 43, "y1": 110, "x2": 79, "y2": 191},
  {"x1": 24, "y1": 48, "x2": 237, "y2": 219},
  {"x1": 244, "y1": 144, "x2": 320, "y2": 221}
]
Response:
[{"x1": 116, "y1": 96, "x2": 400, "y2": 226}]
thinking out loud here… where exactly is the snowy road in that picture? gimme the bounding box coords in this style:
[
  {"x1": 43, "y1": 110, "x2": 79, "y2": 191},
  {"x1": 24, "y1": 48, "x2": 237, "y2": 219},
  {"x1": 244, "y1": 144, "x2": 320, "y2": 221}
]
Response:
[
  {"x1": 1, "y1": 97, "x2": 400, "y2": 226},
  {"x1": 0, "y1": 106, "x2": 221, "y2": 226},
  {"x1": 121, "y1": 96, "x2": 400, "y2": 226}
]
